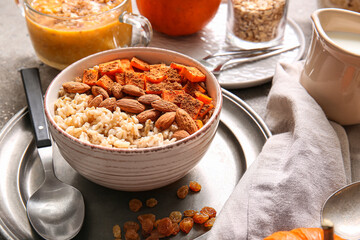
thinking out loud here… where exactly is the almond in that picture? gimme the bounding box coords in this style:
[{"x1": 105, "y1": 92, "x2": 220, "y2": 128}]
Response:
[
  {"x1": 175, "y1": 108, "x2": 197, "y2": 134},
  {"x1": 155, "y1": 112, "x2": 176, "y2": 131},
  {"x1": 138, "y1": 94, "x2": 161, "y2": 105},
  {"x1": 99, "y1": 97, "x2": 116, "y2": 111},
  {"x1": 111, "y1": 83, "x2": 124, "y2": 99},
  {"x1": 88, "y1": 94, "x2": 103, "y2": 108},
  {"x1": 151, "y1": 99, "x2": 178, "y2": 112},
  {"x1": 117, "y1": 99, "x2": 145, "y2": 114},
  {"x1": 122, "y1": 85, "x2": 145, "y2": 97},
  {"x1": 62, "y1": 82, "x2": 90, "y2": 93},
  {"x1": 92, "y1": 86, "x2": 109, "y2": 99},
  {"x1": 172, "y1": 130, "x2": 190, "y2": 140},
  {"x1": 137, "y1": 109, "x2": 161, "y2": 123}
]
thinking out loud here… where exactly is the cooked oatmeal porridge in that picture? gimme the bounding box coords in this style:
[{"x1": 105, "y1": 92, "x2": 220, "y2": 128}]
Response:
[{"x1": 53, "y1": 57, "x2": 215, "y2": 149}]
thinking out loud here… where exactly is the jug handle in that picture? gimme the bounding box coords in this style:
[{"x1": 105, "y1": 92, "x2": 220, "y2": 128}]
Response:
[
  {"x1": 119, "y1": 11, "x2": 153, "y2": 47},
  {"x1": 14, "y1": 0, "x2": 25, "y2": 16}
]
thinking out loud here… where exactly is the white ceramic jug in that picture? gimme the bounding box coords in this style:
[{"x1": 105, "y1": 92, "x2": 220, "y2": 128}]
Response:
[{"x1": 300, "y1": 8, "x2": 360, "y2": 125}]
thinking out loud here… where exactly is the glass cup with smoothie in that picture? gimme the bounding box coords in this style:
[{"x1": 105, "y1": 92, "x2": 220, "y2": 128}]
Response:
[{"x1": 16, "y1": 0, "x2": 152, "y2": 70}]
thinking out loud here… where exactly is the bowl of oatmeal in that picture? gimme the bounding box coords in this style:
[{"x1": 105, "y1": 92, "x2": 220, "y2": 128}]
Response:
[{"x1": 44, "y1": 47, "x2": 222, "y2": 191}]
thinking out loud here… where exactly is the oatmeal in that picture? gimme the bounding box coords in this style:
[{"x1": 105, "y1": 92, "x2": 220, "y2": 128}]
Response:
[{"x1": 54, "y1": 57, "x2": 215, "y2": 149}]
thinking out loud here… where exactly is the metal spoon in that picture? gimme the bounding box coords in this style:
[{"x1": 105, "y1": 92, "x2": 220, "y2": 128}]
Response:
[
  {"x1": 20, "y1": 68, "x2": 85, "y2": 240},
  {"x1": 321, "y1": 181, "x2": 360, "y2": 240}
]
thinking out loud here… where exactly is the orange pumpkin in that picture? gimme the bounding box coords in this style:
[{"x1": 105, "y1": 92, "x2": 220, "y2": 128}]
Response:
[
  {"x1": 264, "y1": 228, "x2": 345, "y2": 240},
  {"x1": 136, "y1": 0, "x2": 222, "y2": 36}
]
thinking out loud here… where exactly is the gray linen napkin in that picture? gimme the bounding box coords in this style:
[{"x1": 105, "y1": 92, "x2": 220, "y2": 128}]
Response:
[{"x1": 205, "y1": 61, "x2": 360, "y2": 240}]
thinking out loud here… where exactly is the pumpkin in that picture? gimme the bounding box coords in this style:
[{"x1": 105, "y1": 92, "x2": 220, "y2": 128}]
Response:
[
  {"x1": 264, "y1": 228, "x2": 345, "y2": 240},
  {"x1": 135, "y1": 0, "x2": 222, "y2": 36}
]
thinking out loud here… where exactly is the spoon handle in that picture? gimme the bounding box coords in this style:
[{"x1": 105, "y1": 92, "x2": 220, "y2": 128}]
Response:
[{"x1": 20, "y1": 68, "x2": 51, "y2": 148}]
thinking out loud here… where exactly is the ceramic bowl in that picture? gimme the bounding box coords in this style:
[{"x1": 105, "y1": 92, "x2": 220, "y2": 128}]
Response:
[{"x1": 44, "y1": 47, "x2": 222, "y2": 191}]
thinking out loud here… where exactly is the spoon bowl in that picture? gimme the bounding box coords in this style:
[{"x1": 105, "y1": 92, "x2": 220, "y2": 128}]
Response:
[
  {"x1": 321, "y1": 181, "x2": 360, "y2": 239},
  {"x1": 21, "y1": 68, "x2": 85, "y2": 240}
]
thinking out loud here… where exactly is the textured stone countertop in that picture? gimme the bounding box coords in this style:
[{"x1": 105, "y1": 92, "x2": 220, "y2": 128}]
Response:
[{"x1": 0, "y1": 0, "x2": 316, "y2": 239}]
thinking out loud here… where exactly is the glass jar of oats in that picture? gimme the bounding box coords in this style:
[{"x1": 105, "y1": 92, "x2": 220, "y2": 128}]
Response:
[
  {"x1": 318, "y1": 0, "x2": 360, "y2": 12},
  {"x1": 226, "y1": 0, "x2": 289, "y2": 49}
]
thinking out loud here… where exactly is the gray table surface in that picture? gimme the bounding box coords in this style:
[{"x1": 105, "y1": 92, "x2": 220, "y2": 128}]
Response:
[{"x1": 0, "y1": 0, "x2": 317, "y2": 239}]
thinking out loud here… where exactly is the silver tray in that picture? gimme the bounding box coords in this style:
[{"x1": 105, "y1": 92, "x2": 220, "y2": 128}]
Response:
[{"x1": 0, "y1": 89, "x2": 271, "y2": 240}]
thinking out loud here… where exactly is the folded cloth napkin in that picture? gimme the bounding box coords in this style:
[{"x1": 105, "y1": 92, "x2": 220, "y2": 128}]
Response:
[{"x1": 205, "y1": 61, "x2": 360, "y2": 240}]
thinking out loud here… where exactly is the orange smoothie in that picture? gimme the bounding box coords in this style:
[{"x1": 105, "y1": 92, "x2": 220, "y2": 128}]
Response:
[{"x1": 25, "y1": 0, "x2": 132, "y2": 70}]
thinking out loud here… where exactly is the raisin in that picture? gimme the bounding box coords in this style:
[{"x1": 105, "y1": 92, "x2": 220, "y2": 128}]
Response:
[
  {"x1": 177, "y1": 185, "x2": 189, "y2": 199},
  {"x1": 125, "y1": 228, "x2": 139, "y2": 240},
  {"x1": 146, "y1": 198, "x2": 158, "y2": 208},
  {"x1": 204, "y1": 217, "x2": 216, "y2": 228},
  {"x1": 169, "y1": 211, "x2": 182, "y2": 223},
  {"x1": 157, "y1": 217, "x2": 174, "y2": 237},
  {"x1": 193, "y1": 212, "x2": 209, "y2": 224},
  {"x1": 113, "y1": 224, "x2": 121, "y2": 238},
  {"x1": 172, "y1": 222, "x2": 180, "y2": 235},
  {"x1": 200, "y1": 206, "x2": 217, "y2": 218},
  {"x1": 189, "y1": 181, "x2": 202, "y2": 192},
  {"x1": 138, "y1": 213, "x2": 156, "y2": 224},
  {"x1": 124, "y1": 221, "x2": 140, "y2": 232},
  {"x1": 183, "y1": 209, "x2": 198, "y2": 217},
  {"x1": 140, "y1": 218, "x2": 154, "y2": 236},
  {"x1": 129, "y1": 198, "x2": 142, "y2": 212},
  {"x1": 179, "y1": 217, "x2": 194, "y2": 234}
]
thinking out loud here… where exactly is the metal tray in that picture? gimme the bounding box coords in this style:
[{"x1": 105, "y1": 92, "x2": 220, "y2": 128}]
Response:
[{"x1": 0, "y1": 89, "x2": 271, "y2": 240}]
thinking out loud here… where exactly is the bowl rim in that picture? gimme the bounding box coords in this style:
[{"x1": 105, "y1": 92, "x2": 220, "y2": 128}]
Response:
[{"x1": 44, "y1": 47, "x2": 223, "y2": 153}]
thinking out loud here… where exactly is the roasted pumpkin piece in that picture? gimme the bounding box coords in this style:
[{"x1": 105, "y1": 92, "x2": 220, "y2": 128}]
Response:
[
  {"x1": 179, "y1": 95, "x2": 204, "y2": 120},
  {"x1": 165, "y1": 67, "x2": 182, "y2": 83},
  {"x1": 125, "y1": 72, "x2": 146, "y2": 89},
  {"x1": 198, "y1": 103, "x2": 214, "y2": 118},
  {"x1": 115, "y1": 72, "x2": 125, "y2": 85},
  {"x1": 82, "y1": 68, "x2": 98, "y2": 85},
  {"x1": 130, "y1": 56, "x2": 150, "y2": 71},
  {"x1": 145, "y1": 72, "x2": 167, "y2": 83},
  {"x1": 120, "y1": 58, "x2": 134, "y2": 72},
  {"x1": 146, "y1": 82, "x2": 163, "y2": 94},
  {"x1": 170, "y1": 62, "x2": 186, "y2": 72},
  {"x1": 161, "y1": 80, "x2": 182, "y2": 91},
  {"x1": 179, "y1": 66, "x2": 206, "y2": 82},
  {"x1": 98, "y1": 59, "x2": 123, "y2": 75},
  {"x1": 195, "y1": 92, "x2": 213, "y2": 104},
  {"x1": 95, "y1": 74, "x2": 114, "y2": 92},
  {"x1": 161, "y1": 90, "x2": 185, "y2": 103},
  {"x1": 183, "y1": 81, "x2": 206, "y2": 96}
]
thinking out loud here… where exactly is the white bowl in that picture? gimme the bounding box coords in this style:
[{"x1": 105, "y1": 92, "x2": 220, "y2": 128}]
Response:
[{"x1": 44, "y1": 47, "x2": 223, "y2": 191}]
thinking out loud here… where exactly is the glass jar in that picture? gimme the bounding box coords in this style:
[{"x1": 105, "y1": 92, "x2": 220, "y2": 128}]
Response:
[{"x1": 226, "y1": 0, "x2": 289, "y2": 49}]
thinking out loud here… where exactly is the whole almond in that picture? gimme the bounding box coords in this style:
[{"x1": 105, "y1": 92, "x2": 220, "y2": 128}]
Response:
[
  {"x1": 137, "y1": 109, "x2": 161, "y2": 123},
  {"x1": 122, "y1": 85, "x2": 145, "y2": 97},
  {"x1": 92, "y1": 86, "x2": 109, "y2": 99},
  {"x1": 155, "y1": 112, "x2": 176, "y2": 131},
  {"x1": 99, "y1": 97, "x2": 116, "y2": 111},
  {"x1": 111, "y1": 83, "x2": 124, "y2": 99},
  {"x1": 175, "y1": 108, "x2": 197, "y2": 134},
  {"x1": 62, "y1": 82, "x2": 90, "y2": 93},
  {"x1": 172, "y1": 130, "x2": 190, "y2": 140},
  {"x1": 138, "y1": 94, "x2": 161, "y2": 105},
  {"x1": 117, "y1": 99, "x2": 145, "y2": 114},
  {"x1": 87, "y1": 94, "x2": 94, "y2": 104},
  {"x1": 88, "y1": 94, "x2": 103, "y2": 108},
  {"x1": 151, "y1": 99, "x2": 178, "y2": 112}
]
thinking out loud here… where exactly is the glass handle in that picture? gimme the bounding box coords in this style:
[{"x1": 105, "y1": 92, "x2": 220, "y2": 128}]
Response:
[{"x1": 119, "y1": 11, "x2": 153, "y2": 47}]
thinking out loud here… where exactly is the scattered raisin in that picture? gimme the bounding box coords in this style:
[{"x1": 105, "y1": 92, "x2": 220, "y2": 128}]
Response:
[
  {"x1": 140, "y1": 218, "x2": 154, "y2": 236},
  {"x1": 193, "y1": 212, "x2": 209, "y2": 224},
  {"x1": 169, "y1": 211, "x2": 182, "y2": 223},
  {"x1": 157, "y1": 217, "x2": 174, "y2": 237},
  {"x1": 146, "y1": 198, "x2": 158, "y2": 208},
  {"x1": 204, "y1": 217, "x2": 216, "y2": 228},
  {"x1": 200, "y1": 206, "x2": 217, "y2": 218},
  {"x1": 179, "y1": 217, "x2": 194, "y2": 234},
  {"x1": 113, "y1": 224, "x2": 121, "y2": 238},
  {"x1": 177, "y1": 185, "x2": 189, "y2": 199},
  {"x1": 125, "y1": 228, "x2": 139, "y2": 240},
  {"x1": 124, "y1": 221, "x2": 140, "y2": 232},
  {"x1": 172, "y1": 222, "x2": 180, "y2": 235},
  {"x1": 189, "y1": 181, "x2": 202, "y2": 192},
  {"x1": 129, "y1": 198, "x2": 142, "y2": 212},
  {"x1": 183, "y1": 209, "x2": 198, "y2": 217}
]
